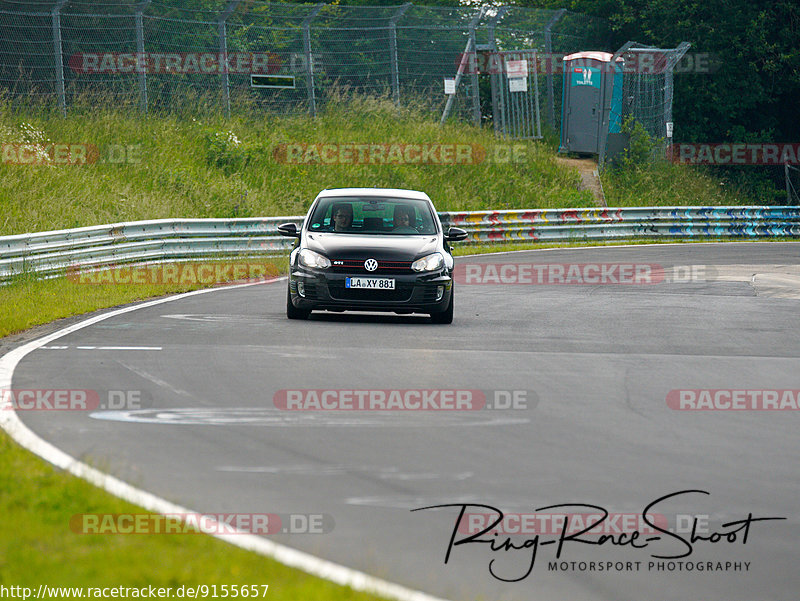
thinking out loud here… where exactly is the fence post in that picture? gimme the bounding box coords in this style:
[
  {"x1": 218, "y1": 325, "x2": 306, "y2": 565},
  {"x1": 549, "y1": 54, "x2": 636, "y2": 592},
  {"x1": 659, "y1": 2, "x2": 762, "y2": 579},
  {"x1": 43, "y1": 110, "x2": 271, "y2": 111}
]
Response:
[
  {"x1": 543, "y1": 9, "x2": 566, "y2": 132},
  {"x1": 486, "y1": 6, "x2": 508, "y2": 135},
  {"x1": 468, "y1": 9, "x2": 484, "y2": 126},
  {"x1": 663, "y1": 42, "x2": 690, "y2": 155},
  {"x1": 135, "y1": 0, "x2": 151, "y2": 113},
  {"x1": 532, "y1": 50, "x2": 542, "y2": 139},
  {"x1": 51, "y1": 0, "x2": 68, "y2": 116},
  {"x1": 389, "y1": 3, "x2": 411, "y2": 105},
  {"x1": 218, "y1": 0, "x2": 241, "y2": 118},
  {"x1": 303, "y1": 4, "x2": 324, "y2": 117},
  {"x1": 485, "y1": 6, "x2": 507, "y2": 48},
  {"x1": 441, "y1": 8, "x2": 484, "y2": 125}
]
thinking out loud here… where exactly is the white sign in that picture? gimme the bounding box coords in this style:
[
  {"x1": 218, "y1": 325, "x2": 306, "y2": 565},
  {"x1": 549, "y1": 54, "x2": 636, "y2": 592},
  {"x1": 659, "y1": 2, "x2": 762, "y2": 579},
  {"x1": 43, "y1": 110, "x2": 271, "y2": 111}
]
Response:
[
  {"x1": 444, "y1": 78, "x2": 456, "y2": 95},
  {"x1": 508, "y1": 77, "x2": 528, "y2": 93},
  {"x1": 505, "y1": 59, "x2": 528, "y2": 79},
  {"x1": 666, "y1": 121, "x2": 674, "y2": 138}
]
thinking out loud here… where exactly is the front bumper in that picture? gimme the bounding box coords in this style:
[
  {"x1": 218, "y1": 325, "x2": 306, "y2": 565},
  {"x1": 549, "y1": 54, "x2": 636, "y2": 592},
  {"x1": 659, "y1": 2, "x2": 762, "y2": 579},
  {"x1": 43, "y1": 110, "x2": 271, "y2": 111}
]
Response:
[{"x1": 289, "y1": 268, "x2": 452, "y2": 313}]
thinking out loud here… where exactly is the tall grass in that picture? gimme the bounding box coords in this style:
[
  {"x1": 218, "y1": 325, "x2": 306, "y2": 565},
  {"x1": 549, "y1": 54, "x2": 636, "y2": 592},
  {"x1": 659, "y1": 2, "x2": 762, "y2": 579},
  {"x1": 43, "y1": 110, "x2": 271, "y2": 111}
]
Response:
[
  {"x1": 602, "y1": 157, "x2": 756, "y2": 206},
  {"x1": 0, "y1": 92, "x2": 756, "y2": 236},
  {"x1": 0, "y1": 94, "x2": 582, "y2": 234}
]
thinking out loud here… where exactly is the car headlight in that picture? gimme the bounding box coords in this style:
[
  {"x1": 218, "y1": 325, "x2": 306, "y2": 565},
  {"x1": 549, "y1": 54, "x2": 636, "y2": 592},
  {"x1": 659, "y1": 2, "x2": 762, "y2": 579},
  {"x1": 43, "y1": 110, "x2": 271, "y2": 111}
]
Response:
[
  {"x1": 411, "y1": 252, "x2": 444, "y2": 272},
  {"x1": 298, "y1": 249, "x2": 331, "y2": 269}
]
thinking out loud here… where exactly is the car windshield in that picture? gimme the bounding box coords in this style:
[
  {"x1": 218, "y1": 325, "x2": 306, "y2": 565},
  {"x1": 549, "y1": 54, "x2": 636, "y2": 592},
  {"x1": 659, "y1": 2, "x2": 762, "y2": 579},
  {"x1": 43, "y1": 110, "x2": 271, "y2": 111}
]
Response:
[{"x1": 307, "y1": 197, "x2": 438, "y2": 235}]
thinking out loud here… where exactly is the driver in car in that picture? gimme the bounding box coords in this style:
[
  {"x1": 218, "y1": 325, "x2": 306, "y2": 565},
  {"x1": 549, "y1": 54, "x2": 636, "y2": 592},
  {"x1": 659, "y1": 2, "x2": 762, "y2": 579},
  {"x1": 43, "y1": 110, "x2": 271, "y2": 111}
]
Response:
[{"x1": 332, "y1": 203, "x2": 353, "y2": 231}]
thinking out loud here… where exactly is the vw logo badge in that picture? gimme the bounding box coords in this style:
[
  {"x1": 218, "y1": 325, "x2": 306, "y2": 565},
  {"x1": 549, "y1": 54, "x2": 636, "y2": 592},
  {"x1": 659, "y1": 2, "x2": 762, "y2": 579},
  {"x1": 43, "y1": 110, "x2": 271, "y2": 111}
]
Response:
[{"x1": 364, "y1": 258, "x2": 378, "y2": 272}]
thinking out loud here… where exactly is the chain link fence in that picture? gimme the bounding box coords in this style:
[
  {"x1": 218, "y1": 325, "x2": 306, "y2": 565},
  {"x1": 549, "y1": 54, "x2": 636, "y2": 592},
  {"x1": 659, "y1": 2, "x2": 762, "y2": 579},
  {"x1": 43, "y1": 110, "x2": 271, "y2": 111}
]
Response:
[
  {"x1": 624, "y1": 44, "x2": 690, "y2": 148},
  {"x1": 0, "y1": 0, "x2": 608, "y2": 132},
  {"x1": 0, "y1": 0, "x2": 695, "y2": 173},
  {"x1": 600, "y1": 42, "x2": 690, "y2": 166}
]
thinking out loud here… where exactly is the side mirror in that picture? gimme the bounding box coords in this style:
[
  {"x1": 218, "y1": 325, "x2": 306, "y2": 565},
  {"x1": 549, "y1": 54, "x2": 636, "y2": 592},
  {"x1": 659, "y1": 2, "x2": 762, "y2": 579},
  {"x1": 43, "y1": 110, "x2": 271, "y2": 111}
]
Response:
[
  {"x1": 444, "y1": 227, "x2": 468, "y2": 242},
  {"x1": 277, "y1": 222, "x2": 300, "y2": 238}
]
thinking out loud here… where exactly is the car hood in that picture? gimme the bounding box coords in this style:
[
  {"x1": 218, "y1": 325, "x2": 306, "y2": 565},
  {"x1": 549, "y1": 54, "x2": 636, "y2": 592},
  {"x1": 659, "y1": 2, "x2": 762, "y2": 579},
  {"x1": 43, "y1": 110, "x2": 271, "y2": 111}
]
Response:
[{"x1": 305, "y1": 233, "x2": 439, "y2": 261}]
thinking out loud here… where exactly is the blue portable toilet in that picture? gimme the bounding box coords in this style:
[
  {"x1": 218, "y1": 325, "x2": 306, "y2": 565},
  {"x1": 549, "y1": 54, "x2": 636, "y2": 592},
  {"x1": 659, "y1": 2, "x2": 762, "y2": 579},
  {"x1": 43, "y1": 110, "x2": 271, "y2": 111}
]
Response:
[{"x1": 559, "y1": 51, "x2": 624, "y2": 154}]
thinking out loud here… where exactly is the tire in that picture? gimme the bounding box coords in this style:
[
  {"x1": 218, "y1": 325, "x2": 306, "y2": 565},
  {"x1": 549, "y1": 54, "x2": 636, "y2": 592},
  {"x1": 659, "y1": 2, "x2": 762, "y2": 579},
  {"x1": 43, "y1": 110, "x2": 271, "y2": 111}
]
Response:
[
  {"x1": 286, "y1": 285, "x2": 310, "y2": 320},
  {"x1": 430, "y1": 287, "x2": 454, "y2": 324}
]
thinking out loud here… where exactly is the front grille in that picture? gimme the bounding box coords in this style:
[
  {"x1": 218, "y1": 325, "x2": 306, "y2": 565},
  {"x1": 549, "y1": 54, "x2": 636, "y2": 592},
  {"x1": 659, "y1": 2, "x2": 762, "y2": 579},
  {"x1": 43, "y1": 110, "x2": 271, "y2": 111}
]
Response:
[
  {"x1": 328, "y1": 282, "x2": 414, "y2": 302},
  {"x1": 330, "y1": 259, "x2": 413, "y2": 276}
]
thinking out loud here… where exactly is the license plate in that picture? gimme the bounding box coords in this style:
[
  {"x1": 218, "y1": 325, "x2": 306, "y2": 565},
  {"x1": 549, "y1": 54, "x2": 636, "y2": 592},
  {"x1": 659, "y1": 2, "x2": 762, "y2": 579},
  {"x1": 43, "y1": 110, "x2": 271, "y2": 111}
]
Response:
[{"x1": 345, "y1": 277, "x2": 395, "y2": 290}]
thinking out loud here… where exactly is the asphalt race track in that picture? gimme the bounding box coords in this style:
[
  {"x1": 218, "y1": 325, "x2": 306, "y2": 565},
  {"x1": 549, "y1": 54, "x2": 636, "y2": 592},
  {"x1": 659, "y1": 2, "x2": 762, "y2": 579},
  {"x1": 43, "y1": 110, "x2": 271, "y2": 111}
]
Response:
[{"x1": 9, "y1": 242, "x2": 800, "y2": 601}]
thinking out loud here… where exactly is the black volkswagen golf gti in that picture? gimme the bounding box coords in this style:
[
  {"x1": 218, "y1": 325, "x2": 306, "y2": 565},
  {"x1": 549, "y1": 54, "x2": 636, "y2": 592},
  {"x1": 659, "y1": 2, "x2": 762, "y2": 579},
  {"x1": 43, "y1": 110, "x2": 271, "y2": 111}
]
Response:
[{"x1": 278, "y1": 188, "x2": 467, "y2": 323}]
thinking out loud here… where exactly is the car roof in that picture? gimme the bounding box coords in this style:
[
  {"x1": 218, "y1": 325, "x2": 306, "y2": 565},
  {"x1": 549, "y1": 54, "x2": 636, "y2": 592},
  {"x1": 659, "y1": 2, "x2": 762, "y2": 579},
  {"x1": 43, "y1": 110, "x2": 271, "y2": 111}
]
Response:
[{"x1": 316, "y1": 188, "x2": 431, "y2": 201}]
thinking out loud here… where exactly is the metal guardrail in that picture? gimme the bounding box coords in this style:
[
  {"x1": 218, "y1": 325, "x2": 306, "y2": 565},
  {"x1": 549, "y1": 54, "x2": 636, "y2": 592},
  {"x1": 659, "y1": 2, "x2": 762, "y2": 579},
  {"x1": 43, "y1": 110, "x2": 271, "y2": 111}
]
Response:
[
  {"x1": 439, "y1": 206, "x2": 800, "y2": 243},
  {"x1": 0, "y1": 217, "x2": 301, "y2": 281},
  {"x1": 2, "y1": 207, "x2": 799, "y2": 281}
]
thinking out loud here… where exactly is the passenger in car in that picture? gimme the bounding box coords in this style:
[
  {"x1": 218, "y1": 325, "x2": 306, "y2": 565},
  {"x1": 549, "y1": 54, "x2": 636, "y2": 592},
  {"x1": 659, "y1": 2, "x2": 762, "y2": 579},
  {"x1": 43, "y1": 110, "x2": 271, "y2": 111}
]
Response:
[{"x1": 393, "y1": 205, "x2": 415, "y2": 229}]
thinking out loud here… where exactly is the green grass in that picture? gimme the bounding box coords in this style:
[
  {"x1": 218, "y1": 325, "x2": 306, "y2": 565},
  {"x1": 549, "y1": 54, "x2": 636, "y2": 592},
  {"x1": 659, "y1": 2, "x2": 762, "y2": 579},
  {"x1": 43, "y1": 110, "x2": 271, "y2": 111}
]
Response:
[
  {"x1": 0, "y1": 259, "x2": 287, "y2": 338},
  {"x1": 0, "y1": 430, "x2": 383, "y2": 599},
  {"x1": 0, "y1": 95, "x2": 585, "y2": 234},
  {"x1": 601, "y1": 160, "x2": 756, "y2": 206},
  {"x1": 0, "y1": 93, "x2": 758, "y2": 236}
]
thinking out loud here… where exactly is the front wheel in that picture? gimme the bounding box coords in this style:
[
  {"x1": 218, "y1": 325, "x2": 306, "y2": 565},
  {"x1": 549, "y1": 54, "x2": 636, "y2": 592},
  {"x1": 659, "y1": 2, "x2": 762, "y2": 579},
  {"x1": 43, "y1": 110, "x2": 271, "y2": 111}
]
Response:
[
  {"x1": 430, "y1": 288, "x2": 454, "y2": 324},
  {"x1": 286, "y1": 285, "x2": 310, "y2": 320}
]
